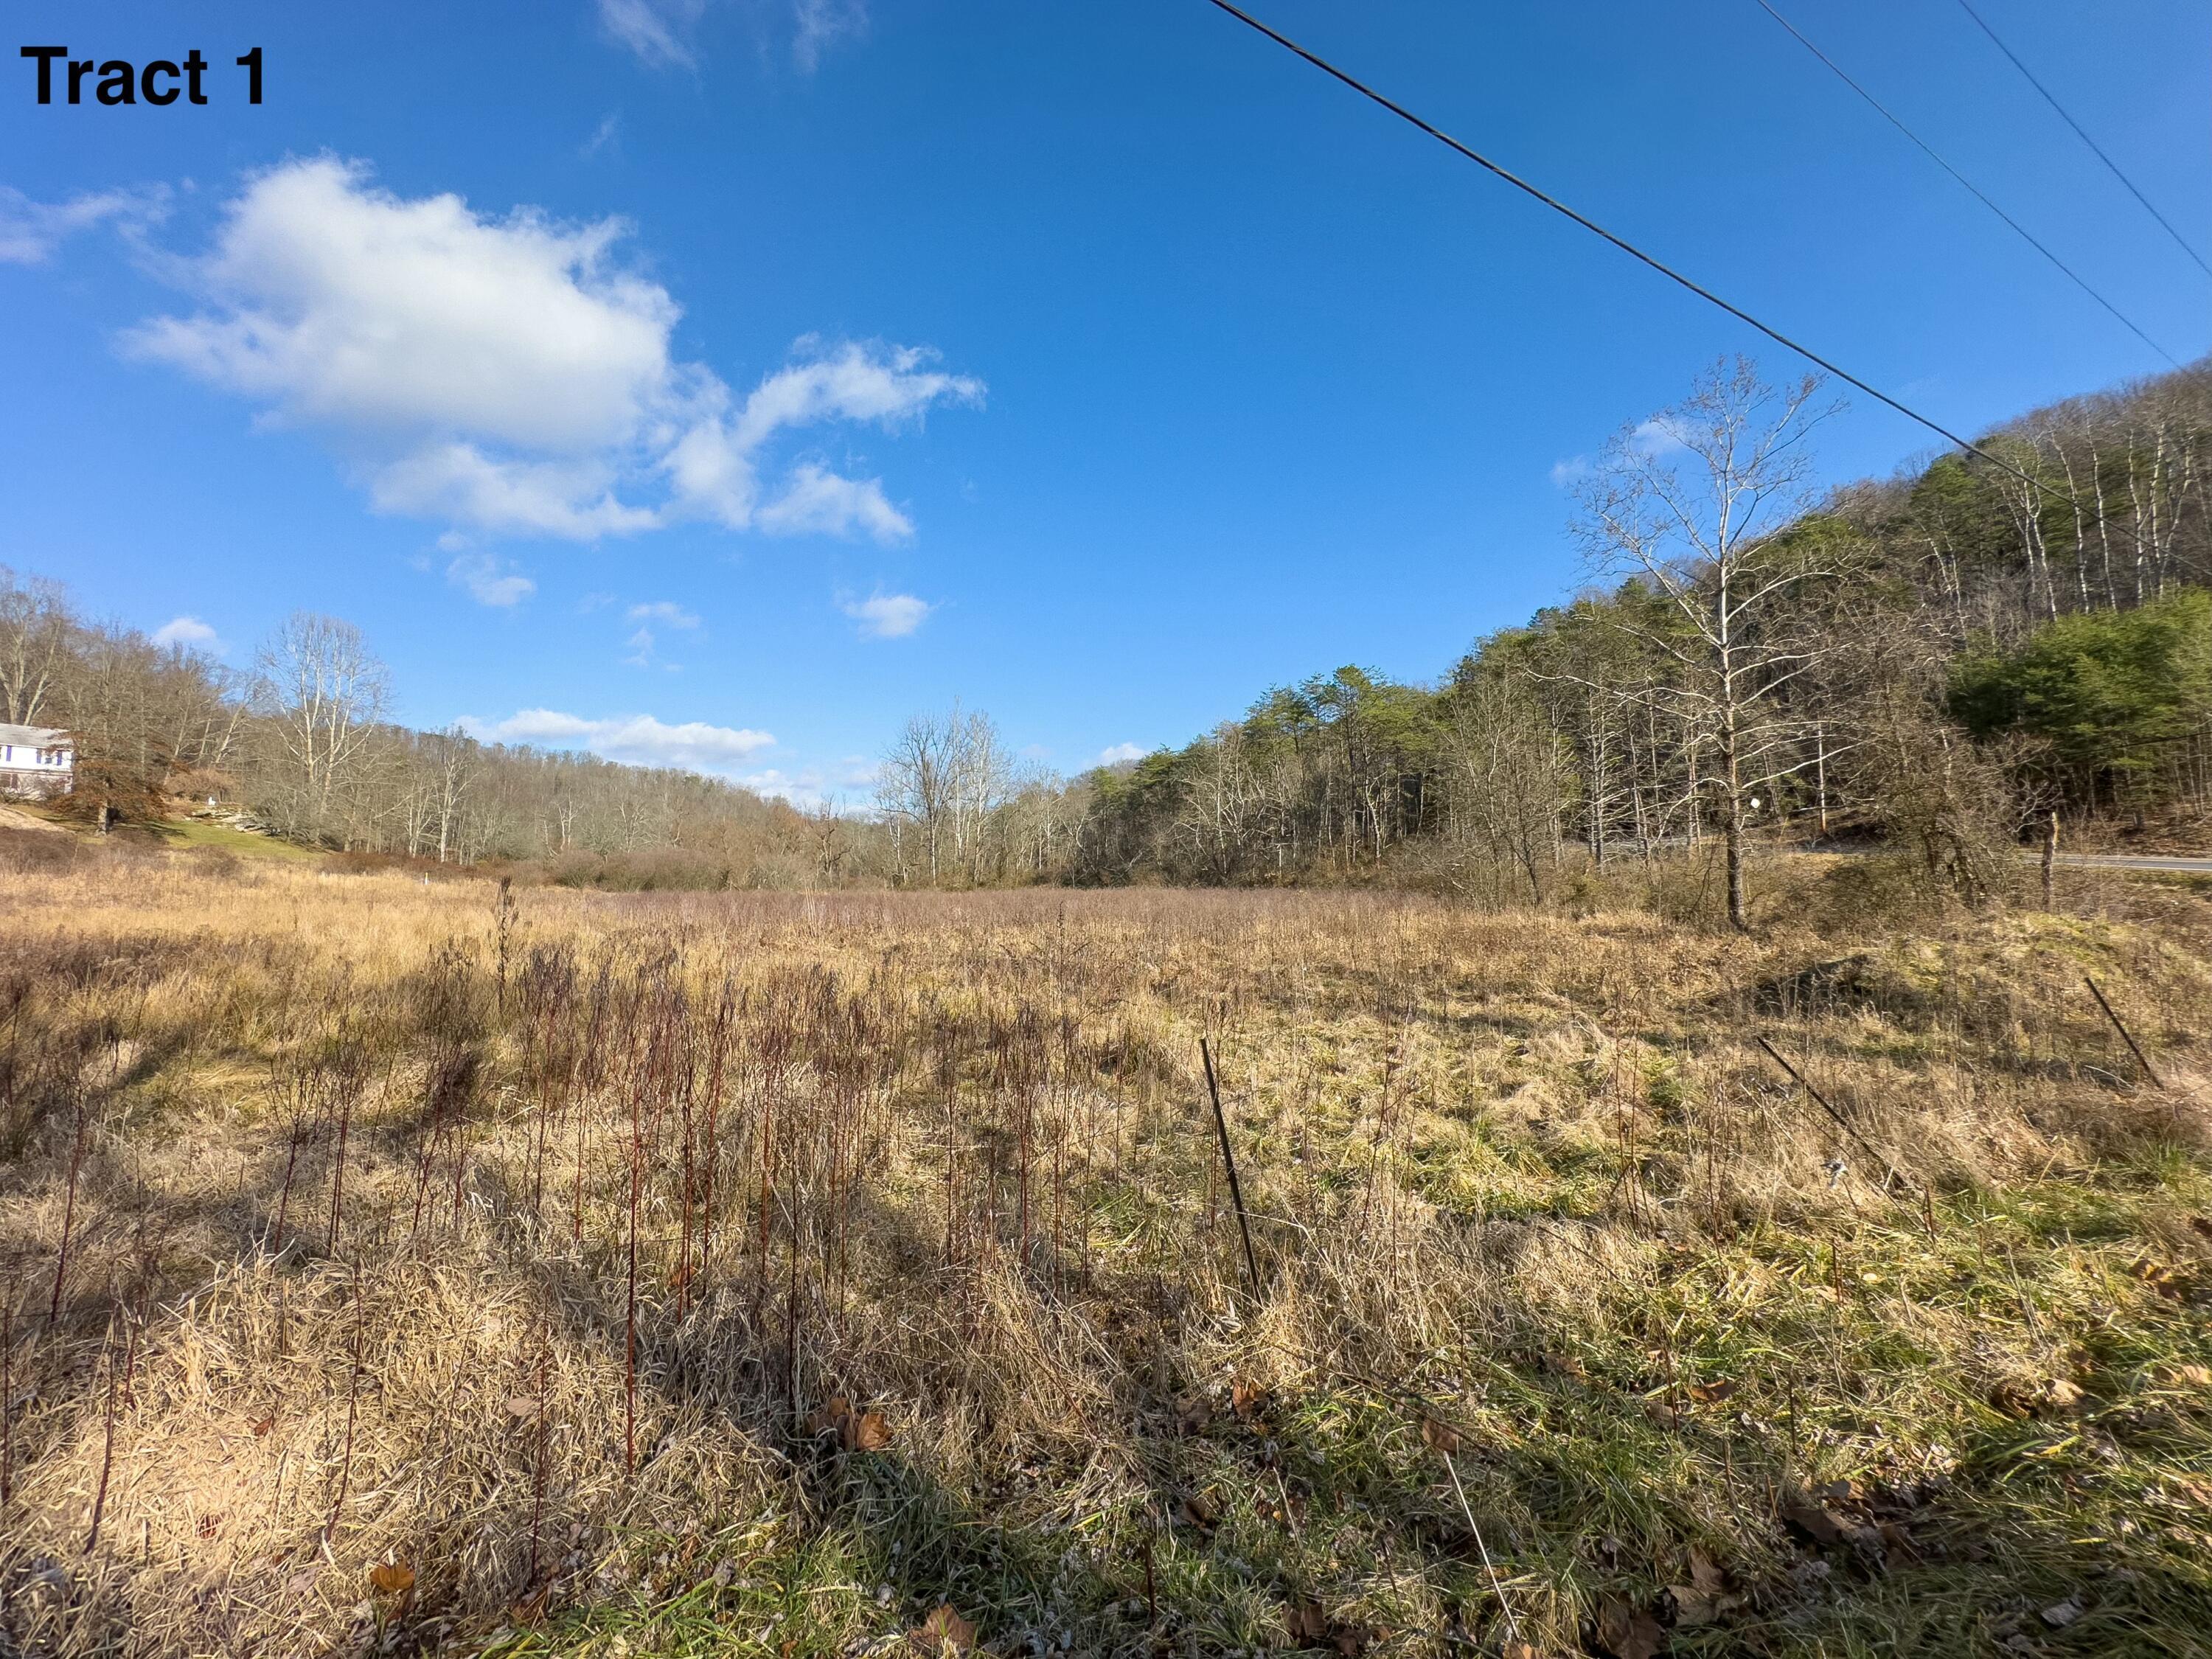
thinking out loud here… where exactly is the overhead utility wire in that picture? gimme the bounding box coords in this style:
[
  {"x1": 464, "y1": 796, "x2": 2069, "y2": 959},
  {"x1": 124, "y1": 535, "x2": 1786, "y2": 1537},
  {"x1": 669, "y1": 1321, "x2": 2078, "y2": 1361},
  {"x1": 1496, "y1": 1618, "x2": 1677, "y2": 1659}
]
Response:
[
  {"x1": 1195, "y1": 0, "x2": 2066, "y2": 500},
  {"x1": 1953, "y1": 0, "x2": 2211, "y2": 282},
  {"x1": 1753, "y1": 0, "x2": 2180, "y2": 369}
]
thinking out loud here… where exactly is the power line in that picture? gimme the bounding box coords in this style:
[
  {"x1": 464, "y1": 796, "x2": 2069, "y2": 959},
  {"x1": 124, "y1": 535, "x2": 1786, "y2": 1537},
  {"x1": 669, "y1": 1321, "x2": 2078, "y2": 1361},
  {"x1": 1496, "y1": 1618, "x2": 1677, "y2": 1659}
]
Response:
[
  {"x1": 1753, "y1": 0, "x2": 2181, "y2": 369},
  {"x1": 1193, "y1": 0, "x2": 2060, "y2": 497},
  {"x1": 1953, "y1": 0, "x2": 2211, "y2": 282}
]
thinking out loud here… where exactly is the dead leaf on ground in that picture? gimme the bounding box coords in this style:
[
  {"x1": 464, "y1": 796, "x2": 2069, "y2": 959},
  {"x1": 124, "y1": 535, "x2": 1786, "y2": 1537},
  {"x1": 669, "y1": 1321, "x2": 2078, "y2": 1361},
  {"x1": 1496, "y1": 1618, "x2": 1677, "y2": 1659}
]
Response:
[
  {"x1": 1231, "y1": 1380, "x2": 1272, "y2": 1422},
  {"x1": 2132, "y1": 1258, "x2": 2191, "y2": 1299},
  {"x1": 1178, "y1": 1491, "x2": 1220, "y2": 1531},
  {"x1": 1595, "y1": 1593, "x2": 1666, "y2": 1659},
  {"x1": 248, "y1": 1413, "x2": 275, "y2": 1438},
  {"x1": 1876, "y1": 1519, "x2": 1921, "y2": 1569},
  {"x1": 2041, "y1": 1596, "x2": 2084, "y2": 1629},
  {"x1": 1175, "y1": 1392, "x2": 1214, "y2": 1434},
  {"x1": 1686, "y1": 1380, "x2": 1738, "y2": 1405},
  {"x1": 510, "y1": 1585, "x2": 549, "y2": 1626},
  {"x1": 908, "y1": 1604, "x2": 978, "y2": 1655},
  {"x1": 504, "y1": 1394, "x2": 541, "y2": 1419},
  {"x1": 1287, "y1": 1602, "x2": 1331, "y2": 1646},
  {"x1": 1779, "y1": 1487, "x2": 1846, "y2": 1546},
  {"x1": 368, "y1": 1560, "x2": 415, "y2": 1597},
  {"x1": 1419, "y1": 1415, "x2": 1462, "y2": 1455},
  {"x1": 843, "y1": 1409, "x2": 892, "y2": 1452},
  {"x1": 2163, "y1": 1362, "x2": 2212, "y2": 1388},
  {"x1": 1667, "y1": 1585, "x2": 1721, "y2": 1629},
  {"x1": 1983, "y1": 1375, "x2": 2082, "y2": 1417},
  {"x1": 1687, "y1": 1545, "x2": 1729, "y2": 1595},
  {"x1": 804, "y1": 1394, "x2": 891, "y2": 1452},
  {"x1": 1667, "y1": 1544, "x2": 1742, "y2": 1628},
  {"x1": 1541, "y1": 1352, "x2": 1588, "y2": 1382}
]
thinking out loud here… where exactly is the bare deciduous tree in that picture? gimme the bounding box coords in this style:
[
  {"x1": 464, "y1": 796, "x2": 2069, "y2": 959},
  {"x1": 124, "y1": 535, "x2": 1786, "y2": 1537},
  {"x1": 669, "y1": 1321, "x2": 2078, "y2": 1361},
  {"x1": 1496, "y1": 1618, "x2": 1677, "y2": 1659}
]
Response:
[
  {"x1": 254, "y1": 613, "x2": 392, "y2": 844},
  {"x1": 1574, "y1": 358, "x2": 1860, "y2": 928},
  {"x1": 0, "y1": 566, "x2": 72, "y2": 728},
  {"x1": 877, "y1": 703, "x2": 1011, "y2": 886}
]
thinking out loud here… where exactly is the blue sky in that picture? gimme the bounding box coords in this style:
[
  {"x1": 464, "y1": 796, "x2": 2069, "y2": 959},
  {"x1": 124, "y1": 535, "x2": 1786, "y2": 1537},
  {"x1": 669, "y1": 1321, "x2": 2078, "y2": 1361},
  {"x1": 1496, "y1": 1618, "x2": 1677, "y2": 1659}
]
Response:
[{"x1": 5, "y1": 0, "x2": 2206, "y2": 801}]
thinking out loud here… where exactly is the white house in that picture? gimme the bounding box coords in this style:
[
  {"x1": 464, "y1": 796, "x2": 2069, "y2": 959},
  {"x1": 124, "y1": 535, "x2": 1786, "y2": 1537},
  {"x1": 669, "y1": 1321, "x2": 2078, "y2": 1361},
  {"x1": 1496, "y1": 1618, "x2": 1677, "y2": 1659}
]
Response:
[{"x1": 0, "y1": 724, "x2": 74, "y2": 799}]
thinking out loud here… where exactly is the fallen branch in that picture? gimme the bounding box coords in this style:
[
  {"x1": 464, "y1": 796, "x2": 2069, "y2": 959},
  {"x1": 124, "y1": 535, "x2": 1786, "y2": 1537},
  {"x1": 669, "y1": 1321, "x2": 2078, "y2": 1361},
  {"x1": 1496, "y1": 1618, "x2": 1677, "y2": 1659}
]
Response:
[
  {"x1": 1199, "y1": 1037, "x2": 1261, "y2": 1295},
  {"x1": 2084, "y1": 974, "x2": 2163, "y2": 1088}
]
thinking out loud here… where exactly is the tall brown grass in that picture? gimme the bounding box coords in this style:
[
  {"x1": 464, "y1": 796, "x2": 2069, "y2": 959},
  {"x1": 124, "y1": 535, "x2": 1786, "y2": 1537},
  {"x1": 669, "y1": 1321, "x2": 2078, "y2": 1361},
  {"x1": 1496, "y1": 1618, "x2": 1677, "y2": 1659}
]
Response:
[{"x1": 1, "y1": 841, "x2": 2208, "y2": 1655}]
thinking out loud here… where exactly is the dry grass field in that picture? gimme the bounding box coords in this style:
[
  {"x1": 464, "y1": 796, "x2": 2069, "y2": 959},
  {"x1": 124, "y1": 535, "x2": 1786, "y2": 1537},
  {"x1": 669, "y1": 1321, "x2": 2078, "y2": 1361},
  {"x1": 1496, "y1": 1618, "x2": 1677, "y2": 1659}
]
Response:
[{"x1": 2, "y1": 831, "x2": 2211, "y2": 1658}]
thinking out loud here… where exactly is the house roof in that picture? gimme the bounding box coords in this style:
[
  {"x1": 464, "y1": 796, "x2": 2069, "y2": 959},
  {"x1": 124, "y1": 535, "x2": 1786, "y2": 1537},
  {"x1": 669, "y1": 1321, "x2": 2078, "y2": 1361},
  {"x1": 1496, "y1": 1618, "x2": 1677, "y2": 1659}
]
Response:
[{"x1": 0, "y1": 724, "x2": 71, "y2": 747}]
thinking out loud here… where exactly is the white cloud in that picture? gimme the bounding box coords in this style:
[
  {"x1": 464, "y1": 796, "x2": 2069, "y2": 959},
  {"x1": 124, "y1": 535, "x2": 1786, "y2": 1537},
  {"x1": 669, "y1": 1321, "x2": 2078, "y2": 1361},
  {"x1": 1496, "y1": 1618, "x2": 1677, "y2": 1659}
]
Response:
[
  {"x1": 620, "y1": 602, "x2": 700, "y2": 667},
  {"x1": 152, "y1": 615, "x2": 221, "y2": 652},
  {"x1": 467, "y1": 707, "x2": 773, "y2": 773},
  {"x1": 597, "y1": 0, "x2": 869, "y2": 70},
  {"x1": 597, "y1": 0, "x2": 706, "y2": 66},
  {"x1": 0, "y1": 184, "x2": 169, "y2": 265},
  {"x1": 733, "y1": 340, "x2": 981, "y2": 451},
  {"x1": 1629, "y1": 417, "x2": 1689, "y2": 458},
  {"x1": 738, "y1": 766, "x2": 824, "y2": 805},
  {"x1": 125, "y1": 160, "x2": 672, "y2": 453},
  {"x1": 376, "y1": 445, "x2": 660, "y2": 539},
  {"x1": 794, "y1": 0, "x2": 869, "y2": 69},
  {"x1": 760, "y1": 465, "x2": 912, "y2": 542},
  {"x1": 123, "y1": 158, "x2": 979, "y2": 543},
  {"x1": 581, "y1": 113, "x2": 622, "y2": 159},
  {"x1": 839, "y1": 591, "x2": 932, "y2": 639},
  {"x1": 1551, "y1": 420, "x2": 1688, "y2": 490},
  {"x1": 1097, "y1": 742, "x2": 1147, "y2": 766},
  {"x1": 447, "y1": 552, "x2": 537, "y2": 607},
  {"x1": 736, "y1": 759, "x2": 872, "y2": 810}
]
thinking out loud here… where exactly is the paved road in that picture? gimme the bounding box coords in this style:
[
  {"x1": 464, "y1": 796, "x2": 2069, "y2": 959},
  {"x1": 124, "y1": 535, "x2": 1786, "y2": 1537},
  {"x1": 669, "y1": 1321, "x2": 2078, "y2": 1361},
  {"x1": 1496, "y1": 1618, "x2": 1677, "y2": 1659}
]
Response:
[
  {"x1": 2051, "y1": 852, "x2": 2212, "y2": 872},
  {"x1": 1658, "y1": 835, "x2": 2212, "y2": 873},
  {"x1": 1802, "y1": 843, "x2": 2212, "y2": 874}
]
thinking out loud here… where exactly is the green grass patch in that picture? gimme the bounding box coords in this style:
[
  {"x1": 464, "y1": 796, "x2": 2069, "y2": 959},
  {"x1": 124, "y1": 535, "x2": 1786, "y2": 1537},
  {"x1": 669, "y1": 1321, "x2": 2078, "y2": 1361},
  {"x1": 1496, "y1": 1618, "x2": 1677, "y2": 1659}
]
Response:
[{"x1": 151, "y1": 816, "x2": 321, "y2": 860}]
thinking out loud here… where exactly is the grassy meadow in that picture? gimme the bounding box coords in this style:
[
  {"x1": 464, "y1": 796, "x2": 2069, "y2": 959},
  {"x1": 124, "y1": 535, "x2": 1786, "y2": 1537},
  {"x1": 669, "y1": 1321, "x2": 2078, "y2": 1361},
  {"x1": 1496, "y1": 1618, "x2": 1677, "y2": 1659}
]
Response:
[{"x1": 1, "y1": 830, "x2": 2210, "y2": 1658}]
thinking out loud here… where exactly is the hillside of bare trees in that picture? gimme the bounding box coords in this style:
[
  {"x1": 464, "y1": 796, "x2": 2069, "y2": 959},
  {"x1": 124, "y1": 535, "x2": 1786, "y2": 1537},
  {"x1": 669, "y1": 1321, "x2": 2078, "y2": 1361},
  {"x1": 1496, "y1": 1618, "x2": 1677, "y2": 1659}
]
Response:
[
  {"x1": 9, "y1": 356, "x2": 2210, "y2": 907},
  {"x1": 1060, "y1": 358, "x2": 2212, "y2": 911},
  {"x1": 0, "y1": 577, "x2": 846, "y2": 886}
]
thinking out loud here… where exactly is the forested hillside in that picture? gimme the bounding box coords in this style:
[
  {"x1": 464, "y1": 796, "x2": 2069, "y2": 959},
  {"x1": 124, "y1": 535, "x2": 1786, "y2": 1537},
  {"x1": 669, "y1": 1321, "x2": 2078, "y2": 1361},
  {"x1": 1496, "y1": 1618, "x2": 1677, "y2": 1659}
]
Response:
[
  {"x1": 9, "y1": 356, "x2": 2210, "y2": 903},
  {"x1": 1054, "y1": 359, "x2": 2212, "y2": 914},
  {"x1": 0, "y1": 587, "x2": 845, "y2": 886}
]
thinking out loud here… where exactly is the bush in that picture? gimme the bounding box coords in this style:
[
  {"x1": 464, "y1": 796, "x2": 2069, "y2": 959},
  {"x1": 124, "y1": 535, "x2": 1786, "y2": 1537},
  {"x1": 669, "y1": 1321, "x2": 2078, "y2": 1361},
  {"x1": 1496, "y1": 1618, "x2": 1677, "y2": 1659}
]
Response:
[
  {"x1": 0, "y1": 824, "x2": 94, "y2": 875},
  {"x1": 540, "y1": 849, "x2": 732, "y2": 891},
  {"x1": 1950, "y1": 589, "x2": 2212, "y2": 805}
]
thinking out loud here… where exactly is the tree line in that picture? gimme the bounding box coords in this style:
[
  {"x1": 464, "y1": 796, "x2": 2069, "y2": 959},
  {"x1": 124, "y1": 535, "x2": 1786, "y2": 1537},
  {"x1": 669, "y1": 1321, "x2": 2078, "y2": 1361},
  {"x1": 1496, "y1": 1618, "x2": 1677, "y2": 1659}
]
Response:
[
  {"x1": 10, "y1": 353, "x2": 2210, "y2": 908},
  {"x1": 1034, "y1": 357, "x2": 2212, "y2": 920},
  {"x1": 0, "y1": 582, "x2": 853, "y2": 886}
]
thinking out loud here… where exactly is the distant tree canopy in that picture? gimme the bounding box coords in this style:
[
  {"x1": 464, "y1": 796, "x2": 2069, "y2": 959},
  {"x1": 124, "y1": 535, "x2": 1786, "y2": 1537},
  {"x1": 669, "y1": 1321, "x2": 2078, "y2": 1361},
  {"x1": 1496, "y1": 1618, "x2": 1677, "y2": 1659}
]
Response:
[
  {"x1": 1949, "y1": 589, "x2": 2212, "y2": 800},
  {"x1": 10, "y1": 354, "x2": 2212, "y2": 897},
  {"x1": 0, "y1": 571, "x2": 863, "y2": 885},
  {"x1": 1056, "y1": 356, "x2": 2212, "y2": 898}
]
